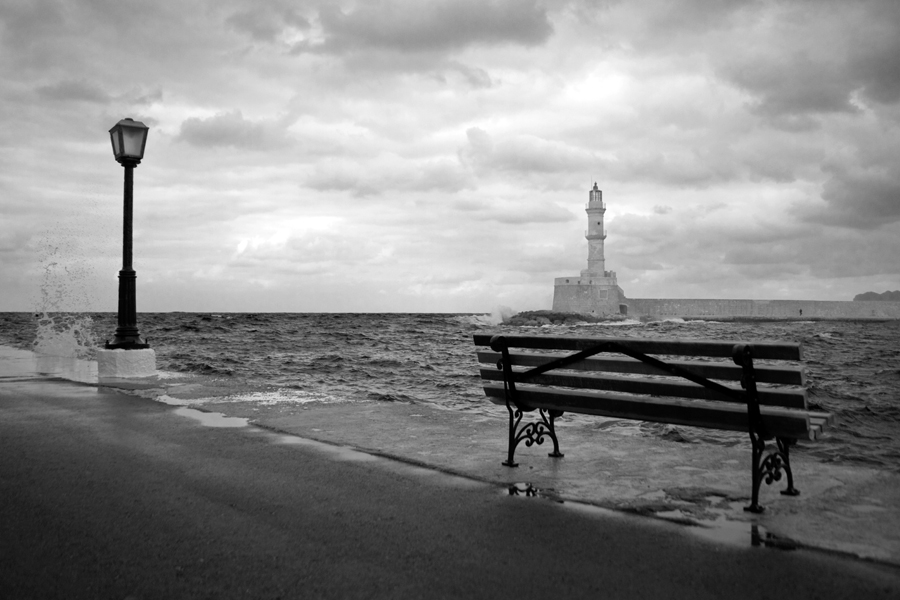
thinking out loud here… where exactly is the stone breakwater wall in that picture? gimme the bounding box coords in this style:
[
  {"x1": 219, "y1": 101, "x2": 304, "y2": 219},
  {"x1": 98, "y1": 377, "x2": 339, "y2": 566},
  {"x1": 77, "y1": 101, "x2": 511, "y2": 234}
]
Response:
[
  {"x1": 552, "y1": 279, "x2": 624, "y2": 316},
  {"x1": 623, "y1": 299, "x2": 900, "y2": 320}
]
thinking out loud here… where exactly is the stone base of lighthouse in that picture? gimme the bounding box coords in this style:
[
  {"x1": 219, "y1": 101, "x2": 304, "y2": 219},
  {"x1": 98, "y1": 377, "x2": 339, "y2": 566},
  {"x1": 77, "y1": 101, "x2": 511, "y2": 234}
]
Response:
[{"x1": 552, "y1": 273, "x2": 626, "y2": 317}]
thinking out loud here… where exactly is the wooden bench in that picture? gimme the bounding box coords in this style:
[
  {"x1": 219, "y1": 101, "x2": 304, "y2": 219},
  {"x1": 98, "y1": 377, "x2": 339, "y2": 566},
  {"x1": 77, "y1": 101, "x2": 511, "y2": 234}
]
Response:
[{"x1": 473, "y1": 334, "x2": 834, "y2": 513}]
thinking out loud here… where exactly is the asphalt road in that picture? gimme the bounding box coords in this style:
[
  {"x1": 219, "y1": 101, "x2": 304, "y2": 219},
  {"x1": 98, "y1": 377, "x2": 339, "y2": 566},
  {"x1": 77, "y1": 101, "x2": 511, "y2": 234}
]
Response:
[{"x1": 2, "y1": 378, "x2": 899, "y2": 599}]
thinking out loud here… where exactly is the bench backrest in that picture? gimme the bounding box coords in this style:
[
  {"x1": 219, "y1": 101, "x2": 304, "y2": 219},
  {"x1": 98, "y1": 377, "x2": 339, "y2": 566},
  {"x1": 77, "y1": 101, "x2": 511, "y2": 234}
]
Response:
[{"x1": 473, "y1": 334, "x2": 807, "y2": 410}]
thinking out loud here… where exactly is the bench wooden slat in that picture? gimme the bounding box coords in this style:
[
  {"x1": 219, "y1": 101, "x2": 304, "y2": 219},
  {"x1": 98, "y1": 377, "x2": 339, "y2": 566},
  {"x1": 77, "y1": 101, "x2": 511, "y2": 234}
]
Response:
[
  {"x1": 476, "y1": 351, "x2": 806, "y2": 386},
  {"x1": 479, "y1": 368, "x2": 808, "y2": 409},
  {"x1": 473, "y1": 334, "x2": 803, "y2": 361},
  {"x1": 482, "y1": 382, "x2": 815, "y2": 440}
]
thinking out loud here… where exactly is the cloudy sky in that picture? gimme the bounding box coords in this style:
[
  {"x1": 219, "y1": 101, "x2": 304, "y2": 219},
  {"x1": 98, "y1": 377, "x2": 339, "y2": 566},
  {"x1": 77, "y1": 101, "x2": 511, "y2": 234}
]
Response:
[{"x1": 2, "y1": 0, "x2": 898, "y2": 313}]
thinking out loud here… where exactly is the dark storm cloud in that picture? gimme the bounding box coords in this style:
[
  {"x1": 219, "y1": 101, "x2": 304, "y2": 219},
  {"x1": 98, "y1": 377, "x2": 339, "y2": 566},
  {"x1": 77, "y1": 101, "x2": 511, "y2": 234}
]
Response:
[
  {"x1": 715, "y1": 0, "x2": 900, "y2": 118},
  {"x1": 308, "y1": 0, "x2": 553, "y2": 54},
  {"x1": 725, "y1": 54, "x2": 858, "y2": 117},
  {"x1": 848, "y1": 20, "x2": 900, "y2": 104},
  {"x1": 793, "y1": 166, "x2": 900, "y2": 229},
  {"x1": 177, "y1": 110, "x2": 291, "y2": 149}
]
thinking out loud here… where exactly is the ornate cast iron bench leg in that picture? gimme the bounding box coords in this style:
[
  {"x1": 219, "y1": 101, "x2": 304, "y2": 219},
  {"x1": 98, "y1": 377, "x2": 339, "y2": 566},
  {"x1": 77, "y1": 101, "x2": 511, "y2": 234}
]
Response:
[
  {"x1": 745, "y1": 436, "x2": 799, "y2": 513},
  {"x1": 493, "y1": 337, "x2": 565, "y2": 467},
  {"x1": 502, "y1": 400, "x2": 564, "y2": 467}
]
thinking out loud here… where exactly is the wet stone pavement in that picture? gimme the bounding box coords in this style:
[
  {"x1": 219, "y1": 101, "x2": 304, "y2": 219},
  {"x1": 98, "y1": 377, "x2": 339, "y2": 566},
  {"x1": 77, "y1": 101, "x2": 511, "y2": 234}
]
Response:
[{"x1": 5, "y1": 345, "x2": 900, "y2": 567}]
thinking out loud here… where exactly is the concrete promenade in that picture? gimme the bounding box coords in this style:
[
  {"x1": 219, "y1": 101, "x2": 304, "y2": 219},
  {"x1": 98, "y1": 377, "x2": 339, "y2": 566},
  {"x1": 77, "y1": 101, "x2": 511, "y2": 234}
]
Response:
[{"x1": 2, "y1": 362, "x2": 900, "y2": 597}]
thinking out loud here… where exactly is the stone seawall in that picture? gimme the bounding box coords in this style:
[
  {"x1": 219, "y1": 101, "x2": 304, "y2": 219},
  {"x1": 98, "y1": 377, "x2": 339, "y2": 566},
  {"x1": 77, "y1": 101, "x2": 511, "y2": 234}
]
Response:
[
  {"x1": 552, "y1": 279, "x2": 624, "y2": 316},
  {"x1": 623, "y1": 298, "x2": 900, "y2": 320}
]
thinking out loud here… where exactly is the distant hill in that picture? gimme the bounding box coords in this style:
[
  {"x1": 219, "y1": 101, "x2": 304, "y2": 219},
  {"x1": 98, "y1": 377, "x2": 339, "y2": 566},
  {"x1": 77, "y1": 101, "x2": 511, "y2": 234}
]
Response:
[{"x1": 853, "y1": 290, "x2": 900, "y2": 301}]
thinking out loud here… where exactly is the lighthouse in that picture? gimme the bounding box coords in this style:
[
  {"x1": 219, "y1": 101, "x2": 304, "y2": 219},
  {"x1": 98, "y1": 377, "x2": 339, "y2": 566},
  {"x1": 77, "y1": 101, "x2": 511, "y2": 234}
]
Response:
[
  {"x1": 583, "y1": 182, "x2": 607, "y2": 277},
  {"x1": 551, "y1": 183, "x2": 625, "y2": 316}
]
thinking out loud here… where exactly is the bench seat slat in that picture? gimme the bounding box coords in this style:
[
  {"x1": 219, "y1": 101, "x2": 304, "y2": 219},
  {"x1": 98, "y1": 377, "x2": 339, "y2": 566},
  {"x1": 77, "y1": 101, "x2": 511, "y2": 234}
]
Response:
[
  {"x1": 473, "y1": 334, "x2": 803, "y2": 361},
  {"x1": 482, "y1": 382, "x2": 816, "y2": 440},
  {"x1": 476, "y1": 351, "x2": 806, "y2": 386},
  {"x1": 479, "y1": 368, "x2": 808, "y2": 409}
]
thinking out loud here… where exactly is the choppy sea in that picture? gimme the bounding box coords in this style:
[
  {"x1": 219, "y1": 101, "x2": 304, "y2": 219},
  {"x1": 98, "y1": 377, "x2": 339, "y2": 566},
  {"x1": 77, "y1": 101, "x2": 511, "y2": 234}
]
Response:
[{"x1": 2, "y1": 311, "x2": 899, "y2": 472}]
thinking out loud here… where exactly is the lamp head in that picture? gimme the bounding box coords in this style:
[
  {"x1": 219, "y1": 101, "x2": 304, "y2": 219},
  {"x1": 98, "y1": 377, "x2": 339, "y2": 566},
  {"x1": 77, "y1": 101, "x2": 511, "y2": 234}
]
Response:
[{"x1": 109, "y1": 118, "x2": 149, "y2": 165}]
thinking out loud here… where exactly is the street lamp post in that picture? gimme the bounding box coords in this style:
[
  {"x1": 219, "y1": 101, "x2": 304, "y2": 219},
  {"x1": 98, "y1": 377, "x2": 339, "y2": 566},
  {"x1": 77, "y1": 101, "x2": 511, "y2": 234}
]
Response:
[{"x1": 106, "y1": 118, "x2": 150, "y2": 350}]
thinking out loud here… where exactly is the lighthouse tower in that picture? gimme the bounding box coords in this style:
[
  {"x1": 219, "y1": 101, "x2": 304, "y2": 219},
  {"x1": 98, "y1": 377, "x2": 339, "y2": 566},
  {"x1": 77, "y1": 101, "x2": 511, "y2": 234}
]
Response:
[
  {"x1": 583, "y1": 182, "x2": 607, "y2": 277},
  {"x1": 551, "y1": 183, "x2": 625, "y2": 316}
]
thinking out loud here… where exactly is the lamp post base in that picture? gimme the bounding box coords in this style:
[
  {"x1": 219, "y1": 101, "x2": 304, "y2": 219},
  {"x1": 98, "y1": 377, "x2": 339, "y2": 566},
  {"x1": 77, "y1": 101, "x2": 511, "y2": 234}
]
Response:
[
  {"x1": 109, "y1": 268, "x2": 148, "y2": 349},
  {"x1": 97, "y1": 348, "x2": 156, "y2": 378},
  {"x1": 105, "y1": 323, "x2": 149, "y2": 349},
  {"x1": 105, "y1": 337, "x2": 150, "y2": 350}
]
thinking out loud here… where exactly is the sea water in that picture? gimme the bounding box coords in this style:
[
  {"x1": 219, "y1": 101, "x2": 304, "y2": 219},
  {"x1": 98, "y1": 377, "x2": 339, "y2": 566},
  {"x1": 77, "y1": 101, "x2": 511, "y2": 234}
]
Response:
[{"x1": 1, "y1": 311, "x2": 898, "y2": 472}]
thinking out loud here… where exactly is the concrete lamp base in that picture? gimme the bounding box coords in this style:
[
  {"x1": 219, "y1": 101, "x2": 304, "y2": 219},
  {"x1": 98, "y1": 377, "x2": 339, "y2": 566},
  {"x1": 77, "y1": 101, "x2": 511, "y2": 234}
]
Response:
[{"x1": 97, "y1": 348, "x2": 157, "y2": 379}]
